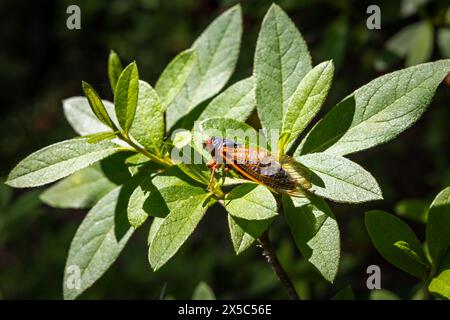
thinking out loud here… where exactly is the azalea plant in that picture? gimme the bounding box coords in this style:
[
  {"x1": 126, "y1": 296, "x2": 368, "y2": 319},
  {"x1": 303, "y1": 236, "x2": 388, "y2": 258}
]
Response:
[{"x1": 5, "y1": 4, "x2": 450, "y2": 299}]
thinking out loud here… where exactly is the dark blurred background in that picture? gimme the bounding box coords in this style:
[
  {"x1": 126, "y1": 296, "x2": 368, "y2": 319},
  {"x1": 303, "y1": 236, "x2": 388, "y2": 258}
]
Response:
[{"x1": 1, "y1": 0, "x2": 449, "y2": 299}]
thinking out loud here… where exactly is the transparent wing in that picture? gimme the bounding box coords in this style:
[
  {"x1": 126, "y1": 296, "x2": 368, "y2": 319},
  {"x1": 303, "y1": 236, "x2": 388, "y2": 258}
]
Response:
[{"x1": 280, "y1": 155, "x2": 312, "y2": 191}]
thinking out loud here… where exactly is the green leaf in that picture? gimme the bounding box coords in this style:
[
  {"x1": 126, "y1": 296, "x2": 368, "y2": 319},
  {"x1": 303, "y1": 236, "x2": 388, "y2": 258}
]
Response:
[
  {"x1": 297, "y1": 60, "x2": 450, "y2": 156},
  {"x1": 125, "y1": 153, "x2": 148, "y2": 166},
  {"x1": 108, "y1": 50, "x2": 123, "y2": 91},
  {"x1": 254, "y1": 4, "x2": 312, "y2": 137},
  {"x1": 192, "y1": 282, "x2": 216, "y2": 300},
  {"x1": 365, "y1": 210, "x2": 428, "y2": 279},
  {"x1": 437, "y1": 29, "x2": 450, "y2": 58},
  {"x1": 369, "y1": 289, "x2": 400, "y2": 300},
  {"x1": 283, "y1": 195, "x2": 340, "y2": 282},
  {"x1": 227, "y1": 214, "x2": 273, "y2": 255},
  {"x1": 127, "y1": 176, "x2": 153, "y2": 228},
  {"x1": 142, "y1": 168, "x2": 208, "y2": 217},
  {"x1": 429, "y1": 270, "x2": 450, "y2": 299},
  {"x1": 155, "y1": 48, "x2": 197, "y2": 109},
  {"x1": 426, "y1": 187, "x2": 450, "y2": 266},
  {"x1": 84, "y1": 131, "x2": 118, "y2": 144},
  {"x1": 197, "y1": 77, "x2": 255, "y2": 123},
  {"x1": 63, "y1": 186, "x2": 134, "y2": 300},
  {"x1": 395, "y1": 198, "x2": 429, "y2": 223},
  {"x1": 149, "y1": 193, "x2": 212, "y2": 270},
  {"x1": 166, "y1": 5, "x2": 242, "y2": 130},
  {"x1": 281, "y1": 61, "x2": 334, "y2": 152},
  {"x1": 332, "y1": 286, "x2": 354, "y2": 300},
  {"x1": 125, "y1": 153, "x2": 161, "y2": 176},
  {"x1": 114, "y1": 62, "x2": 139, "y2": 133},
  {"x1": 405, "y1": 21, "x2": 434, "y2": 67},
  {"x1": 40, "y1": 154, "x2": 131, "y2": 209},
  {"x1": 129, "y1": 80, "x2": 164, "y2": 154},
  {"x1": 224, "y1": 184, "x2": 278, "y2": 220},
  {"x1": 394, "y1": 241, "x2": 429, "y2": 267},
  {"x1": 172, "y1": 130, "x2": 192, "y2": 149},
  {"x1": 175, "y1": 163, "x2": 210, "y2": 187},
  {"x1": 428, "y1": 250, "x2": 450, "y2": 299},
  {"x1": 297, "y1": 153, "x2": 382, "y2": 203},
  {"x1": 81, "y1": 82, "x2": 116, "y2": 129},
  {"x1": 386, "y1": 21, "x2": 434, "y2": 66},
  {"x1": 6, "y1": 138, "x2": 122, "y2": 188},
  {"x1": 63, "y1": 97, "x2": 117, "y2": 136},
  {"x1": 148, "y1": 217, "x2": 165, "y2": 247}
]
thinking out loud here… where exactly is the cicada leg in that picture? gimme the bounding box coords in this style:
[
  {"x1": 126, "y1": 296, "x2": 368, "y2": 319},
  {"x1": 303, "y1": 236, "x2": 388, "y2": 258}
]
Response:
[
  {"x1": 206, "y1": 159, "x2": 220, "y2": 191},
  {"x1": 221, "y1": 165, "x2": 230, "y2": 184}
]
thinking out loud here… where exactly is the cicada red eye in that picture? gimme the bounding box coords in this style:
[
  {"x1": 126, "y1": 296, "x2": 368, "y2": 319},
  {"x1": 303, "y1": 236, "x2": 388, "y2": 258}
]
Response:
[{"x1": 203, "y1": 138, "x2": 215, "y2": 154}]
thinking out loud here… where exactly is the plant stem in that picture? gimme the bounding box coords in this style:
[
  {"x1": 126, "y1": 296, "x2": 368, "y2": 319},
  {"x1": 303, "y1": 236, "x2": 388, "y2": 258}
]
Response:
[
  {"x1": 258, "y1": 231, "x2": 300, "y2": 300},
  {"x1": 423, "y1": 265, "x2": 436, "y2": 300},
  {"x1": 118, "y1": 131, "x2": 225, "y2": 198},
  {"x1": 117, "y1": 132, "x2": 173, "y2": 168}
]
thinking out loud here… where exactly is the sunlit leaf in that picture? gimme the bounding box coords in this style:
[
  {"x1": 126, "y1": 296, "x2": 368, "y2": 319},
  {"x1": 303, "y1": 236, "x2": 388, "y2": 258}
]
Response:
[
  {"x1": 82, "y1": 81, "x2": 116, "y2": 129},
  {"x1": 63, "y1": 186, "x2": 134, "y2": 300},
  {"x1": 129, "y1": 80, "x2": 164, "y2": 154},
  {"x1": 254, "y1": 3, "x2": 312, "y2": 139},
  {"x1": 224, "y1": 184, "x2": 278, "y2": 220},
  {"x1": 62, "y1": 97, "x2": 117, "y2": 136},
  {"x1": 155, "y1": 48, "x2": 197, "y2": 109},
  {"x1": 297, "y1": 60, "x2": 450, "y2": 156},
  {"x1": 297, "y1": 153, "x2": 382, "y2": 203},
  {"x1": 108, "y1": 50, "x2": 123, "y2": 91},
  {"x1": 283, "y1": 195, "x2": 340, "y2": 282},
  {"x1": 281, "y1": 61, "x2": 334, "y2": 152},
  {"x1": 197, "y1": 77, "x2": 255, "y2": 123},
  {"x1": 40, "y1": 154, "x2": 131, "y2": 209},
  {"x1": 114, "y1": 62, "x2": 139, "y2": 133},
  {"x1": 149, "y1": 193, "x2": 212, "y2": 270},
  {"x1": 6, "y1": 138, "x2": 122, "y2": 188},
  {"x1": 166, "y1": 5, "x2": 242, "y2": 130}
]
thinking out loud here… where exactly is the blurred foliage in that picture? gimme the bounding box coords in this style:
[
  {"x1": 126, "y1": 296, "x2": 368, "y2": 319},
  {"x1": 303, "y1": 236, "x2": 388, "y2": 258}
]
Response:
[
  {"x1": 1, "y1": 0, "x2": 449, "y2": 299},
  {"x1": 366, "y1": 187, "x2": 450, "y2": 300}
]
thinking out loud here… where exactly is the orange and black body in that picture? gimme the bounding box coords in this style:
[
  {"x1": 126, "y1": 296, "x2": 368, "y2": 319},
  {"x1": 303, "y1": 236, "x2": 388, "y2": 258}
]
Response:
[{"x1": 203, "y1": 137, "x2": 312, "y2": 197}]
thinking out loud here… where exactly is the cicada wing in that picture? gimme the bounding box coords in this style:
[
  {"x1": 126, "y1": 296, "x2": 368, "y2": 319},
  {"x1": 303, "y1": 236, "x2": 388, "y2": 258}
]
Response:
[
  {"x1": 280, "y1": 155, "x2": 313, "y2": 191},
  {"x1": 221, "y1": 145, "x2": 312, "y2": 198},
  {"x1": 281, "y1": 188, "x2": 309, "y2": 197},
  {"x1": 229, "y1": 162, "x2": 267, "y2": 185}
]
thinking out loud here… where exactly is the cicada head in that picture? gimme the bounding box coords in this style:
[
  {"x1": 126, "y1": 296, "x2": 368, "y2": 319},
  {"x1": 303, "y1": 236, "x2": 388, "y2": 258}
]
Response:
[{"x1": 203, "y1": 137, "x2": 223, "y2": 156}]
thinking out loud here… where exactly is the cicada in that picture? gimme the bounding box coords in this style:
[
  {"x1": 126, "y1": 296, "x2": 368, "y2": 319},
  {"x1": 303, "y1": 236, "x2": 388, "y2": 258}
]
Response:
[{"x1": 203, "y1": 137, "x2": 312, "y2": 197}]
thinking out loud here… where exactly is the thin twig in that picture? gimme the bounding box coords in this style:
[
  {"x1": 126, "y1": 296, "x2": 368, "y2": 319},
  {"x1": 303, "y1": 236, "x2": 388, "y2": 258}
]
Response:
[
  {"x1": 258, "y1": 231, "x2": 300, "y2": 300},
  {"x1": 117, "y1": 132, "x2": 173, "y2": 168}
]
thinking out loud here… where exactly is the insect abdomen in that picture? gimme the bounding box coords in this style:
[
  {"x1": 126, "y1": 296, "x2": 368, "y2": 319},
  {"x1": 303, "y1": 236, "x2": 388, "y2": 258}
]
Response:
[{"x1": 236, "y1": 163, "x2": 296, "y2": 189}]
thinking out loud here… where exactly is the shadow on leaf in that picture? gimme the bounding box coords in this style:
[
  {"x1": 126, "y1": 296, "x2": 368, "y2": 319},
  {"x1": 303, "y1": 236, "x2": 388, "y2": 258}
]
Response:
[{"x1": 299, "y1": 95, "x2": 356, "y2": 154}]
